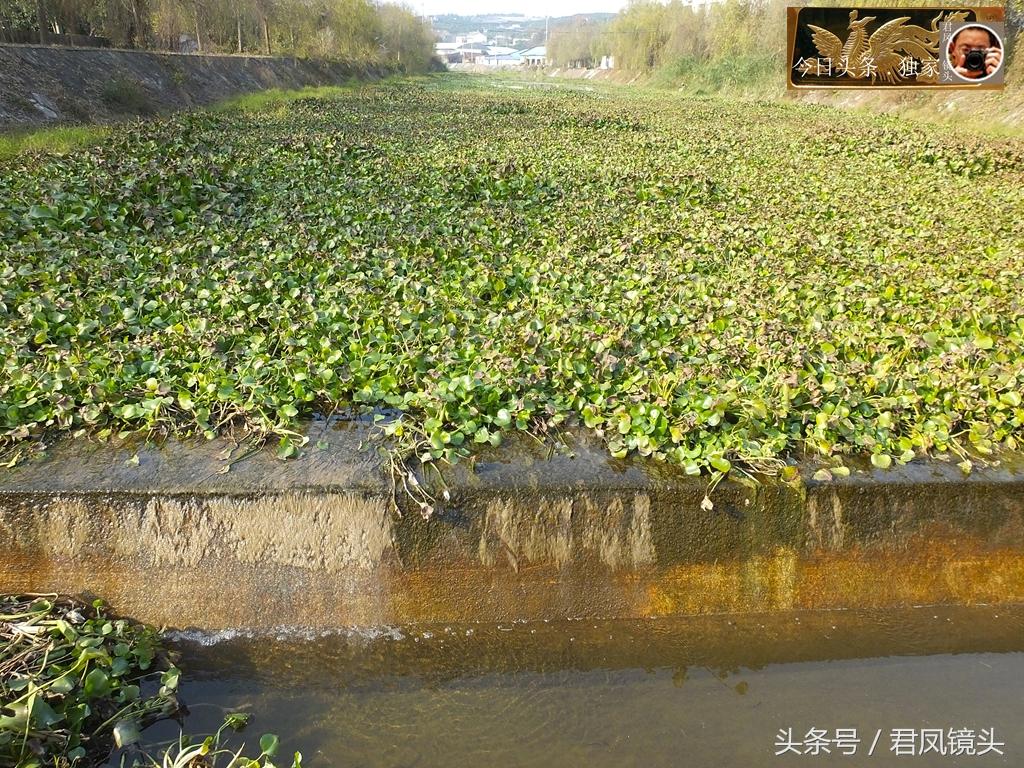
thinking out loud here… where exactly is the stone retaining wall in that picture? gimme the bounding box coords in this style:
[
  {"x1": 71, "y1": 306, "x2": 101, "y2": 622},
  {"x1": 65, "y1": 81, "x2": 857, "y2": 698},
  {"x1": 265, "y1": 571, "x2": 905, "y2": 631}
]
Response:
[{"x1": 0, "y1": 45, "x2": 388, "y2": 128}]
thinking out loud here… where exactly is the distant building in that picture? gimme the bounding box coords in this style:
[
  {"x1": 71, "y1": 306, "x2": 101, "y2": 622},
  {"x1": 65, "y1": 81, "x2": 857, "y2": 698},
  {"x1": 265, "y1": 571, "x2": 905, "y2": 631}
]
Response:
[
  {"x1": 435, "y1": 40, "x2": 497, "y2": 64},
  {"x1": 599, "y1": 54, "x2": 614, "y2": 69},
  {"x1": 519, "y1": 46, "x2": 547, "y2": 66},
  {"x1": 455, "y1": 31, "x2": 487, "y2": 46},
  {"x1": 434, "y1": 41, "x2": 460, "y2": 63},
  {"x1": 456, "y1": 46, "x2": 486, "y2": 63},
  {"x1": 480, "y1": 52, "x2": 523, "y2": 67},
  {"x1": 439, "y1": 41, "x2": 550, "y2": 69}
]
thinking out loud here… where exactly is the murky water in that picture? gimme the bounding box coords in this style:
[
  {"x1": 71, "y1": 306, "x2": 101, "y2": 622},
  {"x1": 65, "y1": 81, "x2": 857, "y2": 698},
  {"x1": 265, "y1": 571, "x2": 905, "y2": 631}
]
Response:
[{"x1": 120, "y1": 606, "x2": 1024, "y2": 767}]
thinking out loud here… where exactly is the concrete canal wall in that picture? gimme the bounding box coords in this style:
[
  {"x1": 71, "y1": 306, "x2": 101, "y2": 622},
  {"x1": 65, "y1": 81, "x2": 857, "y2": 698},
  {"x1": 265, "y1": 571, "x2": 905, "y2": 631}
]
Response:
[
  {"x1": 2, "y1": 421, "x2": 1023, "y2": 629},
  {"x1": 0, "y1": 45, "x2": 388, "y2": 128}
]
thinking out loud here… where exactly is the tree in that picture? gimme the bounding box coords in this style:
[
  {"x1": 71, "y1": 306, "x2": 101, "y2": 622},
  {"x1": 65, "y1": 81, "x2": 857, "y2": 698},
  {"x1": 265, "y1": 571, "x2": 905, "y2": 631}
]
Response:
[
  {"x1": 377, "y1": 3, "x2": 433, "y2": 71},
  {"x1": 549, "y1": 16, "x2": 609, "y2": 68},
  {"x1": 0, "y1": 0, "x2": 35, "y2": 42},
  {"x1": 36, "y1": 0, "x2": 49, "y2": 42},
  {"x1": 0, "y1": 0, "x2": 439, "y2": 69},
  {"x1": 254, "y1": 0, "x2": 272, "y2": 54}
]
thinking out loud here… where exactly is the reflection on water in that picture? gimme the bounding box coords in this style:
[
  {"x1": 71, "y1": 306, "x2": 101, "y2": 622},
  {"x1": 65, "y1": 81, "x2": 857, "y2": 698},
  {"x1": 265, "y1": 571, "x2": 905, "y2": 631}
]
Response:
[{"x1": 124, "y1": 606, "x2": 1023, "y2": 767}]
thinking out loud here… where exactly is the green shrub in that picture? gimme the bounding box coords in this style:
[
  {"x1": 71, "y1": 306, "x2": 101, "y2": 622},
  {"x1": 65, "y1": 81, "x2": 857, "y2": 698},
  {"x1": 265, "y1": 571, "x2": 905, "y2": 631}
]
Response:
[{"x1": 100, "y1": 78, "x2": 153, "y2": 115}]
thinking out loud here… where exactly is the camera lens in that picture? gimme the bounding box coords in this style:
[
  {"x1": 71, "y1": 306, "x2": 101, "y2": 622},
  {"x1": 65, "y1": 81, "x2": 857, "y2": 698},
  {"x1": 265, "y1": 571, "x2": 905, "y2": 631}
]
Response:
[{"x1": 964, "y1": 49, "x2": 987, "y2": 71}]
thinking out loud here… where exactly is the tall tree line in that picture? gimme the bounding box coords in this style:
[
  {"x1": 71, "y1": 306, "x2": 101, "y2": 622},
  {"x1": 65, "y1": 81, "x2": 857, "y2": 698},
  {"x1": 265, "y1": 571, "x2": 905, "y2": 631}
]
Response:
[
  {"x1": 548, "y1": 0, "x2": 783, "y2": 72},
  {"x1": 0, "y1": 0, "x2": 436, "y2": 70}
]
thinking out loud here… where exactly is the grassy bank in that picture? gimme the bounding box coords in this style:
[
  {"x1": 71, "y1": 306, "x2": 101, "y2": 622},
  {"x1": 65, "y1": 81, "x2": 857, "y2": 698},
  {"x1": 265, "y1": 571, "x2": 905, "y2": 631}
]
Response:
[
  {"x1": 1, "y1": 76, "x2": 1022, "y2": 487},
  {"x1": 0, "y1": 125, "x2": 109, "y2": 161},
  {"x1": 0, "y1": 74, "x2": 433, "y2": 162},
  {"x1": 556, "y1": 0, "x2": 1024, "y2": 133},
  {"x1": 545, "y1": 63, "x2": 1024, "y2": 137},
  {"x1": 610, "y1": 51, "x2": 1024, "y2": 135},
  {"x1": 0, "y1": 79, "x2": 383, "y2": 161},
  {"x1": 648, "y1": 54, "x2": 779, "y2": 95}
]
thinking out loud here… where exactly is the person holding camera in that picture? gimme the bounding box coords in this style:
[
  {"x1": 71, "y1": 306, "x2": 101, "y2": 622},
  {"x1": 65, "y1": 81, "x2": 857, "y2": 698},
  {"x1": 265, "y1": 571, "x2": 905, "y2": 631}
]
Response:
[{"x1": 949, "y1": 26, "x2": 1002, "y2": 79}]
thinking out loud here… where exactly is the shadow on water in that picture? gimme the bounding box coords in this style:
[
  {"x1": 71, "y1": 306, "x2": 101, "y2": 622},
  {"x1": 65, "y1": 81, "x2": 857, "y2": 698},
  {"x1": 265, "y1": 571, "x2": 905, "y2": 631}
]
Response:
[{"x1": 112, "y1": 606, "x2": 1023, "y2": 767}]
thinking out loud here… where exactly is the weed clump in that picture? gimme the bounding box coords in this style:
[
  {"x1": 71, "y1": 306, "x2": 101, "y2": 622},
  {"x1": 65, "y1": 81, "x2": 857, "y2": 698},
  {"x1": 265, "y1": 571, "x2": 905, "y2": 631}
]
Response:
[
  {"x1": 0, "y1": 595, "x2": 178, "y2": 765},
  {"x1": 100, "y1": 78, "x2": 153, "y2": 115}
]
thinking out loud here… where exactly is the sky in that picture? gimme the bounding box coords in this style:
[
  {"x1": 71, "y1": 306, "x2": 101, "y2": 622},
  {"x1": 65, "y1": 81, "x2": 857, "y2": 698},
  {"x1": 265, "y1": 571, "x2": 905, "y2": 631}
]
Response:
[{"x1": 414, "y1": 0, "x2": 626, "y2": 17}]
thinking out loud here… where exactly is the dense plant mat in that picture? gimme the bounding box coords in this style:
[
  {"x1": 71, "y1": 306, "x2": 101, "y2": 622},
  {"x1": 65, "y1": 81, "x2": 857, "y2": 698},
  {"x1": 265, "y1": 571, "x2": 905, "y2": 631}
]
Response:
[
  {"x1": 1, "y1": 77, "x2": 1022, "y2": 486},
  {"x1": 0, "y1": 596, "x2": 297, "y2": 768},
  {"x1": 0, "y1": 595, "x2": 178, "y2": 767}
]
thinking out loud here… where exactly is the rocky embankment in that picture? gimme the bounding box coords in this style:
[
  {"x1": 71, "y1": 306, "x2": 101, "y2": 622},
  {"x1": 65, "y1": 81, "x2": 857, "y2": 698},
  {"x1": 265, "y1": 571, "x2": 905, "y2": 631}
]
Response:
[{"x1": 0, "y1": 45, "x2": 388, "y2": 128}]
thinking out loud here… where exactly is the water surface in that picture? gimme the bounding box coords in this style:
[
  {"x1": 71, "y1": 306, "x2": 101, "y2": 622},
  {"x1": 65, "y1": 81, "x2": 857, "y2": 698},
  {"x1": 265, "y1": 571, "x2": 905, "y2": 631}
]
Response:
[{"x1": 125, "y1": 606, "x2": 1024, "y2": 766}]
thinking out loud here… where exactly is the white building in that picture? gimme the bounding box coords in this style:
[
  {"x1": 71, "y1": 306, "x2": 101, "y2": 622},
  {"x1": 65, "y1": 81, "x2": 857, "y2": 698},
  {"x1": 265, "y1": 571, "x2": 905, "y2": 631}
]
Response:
[
  {"x1": 480, "y1": 53, "x2": 523, "y2": 67},
  {"x1": 519, "y1": 46, "x2": 547, "y2": 67},
  {"x1": 455, "y1": 31, "x2": 487, "y2": 46}
]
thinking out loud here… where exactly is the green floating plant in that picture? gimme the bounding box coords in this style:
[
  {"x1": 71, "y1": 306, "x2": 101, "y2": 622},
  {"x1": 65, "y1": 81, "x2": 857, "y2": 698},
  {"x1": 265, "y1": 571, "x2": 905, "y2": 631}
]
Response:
[
  {"x1": 1, "y1": 80, "x2": 1021, "y2": 494},
  {"x1": 0, "y1": 595, "x2": 179, "y2": 767}
]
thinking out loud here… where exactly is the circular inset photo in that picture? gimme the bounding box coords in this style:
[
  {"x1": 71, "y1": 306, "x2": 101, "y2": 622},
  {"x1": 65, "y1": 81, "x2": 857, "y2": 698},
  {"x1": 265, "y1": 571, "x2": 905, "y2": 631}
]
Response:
[{"x1": 948, "y1": 24, "x2": 1003, "y2": 81}]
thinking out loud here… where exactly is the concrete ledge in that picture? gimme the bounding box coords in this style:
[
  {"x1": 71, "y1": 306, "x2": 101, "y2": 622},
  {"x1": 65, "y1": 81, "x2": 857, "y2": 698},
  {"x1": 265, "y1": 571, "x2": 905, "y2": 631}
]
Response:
[{"x1": 2, "y1": 421, "x2": 1023, "y2": 628}]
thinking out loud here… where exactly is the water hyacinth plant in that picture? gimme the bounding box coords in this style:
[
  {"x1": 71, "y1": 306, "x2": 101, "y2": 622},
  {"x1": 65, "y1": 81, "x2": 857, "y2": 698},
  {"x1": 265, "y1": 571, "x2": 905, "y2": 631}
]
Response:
[
  {"x1": 1, "y1": 77, "x2": 1022, "y2": 492},
  {"x1": 1, "y1": 596, "x2": 295, "y2": 768},
  {"x1": 133, "y1": 714, "x2": 301, "y2": 768},
  {"x1": 0, "y1": 596, "x2": 179, "y2": 767}
]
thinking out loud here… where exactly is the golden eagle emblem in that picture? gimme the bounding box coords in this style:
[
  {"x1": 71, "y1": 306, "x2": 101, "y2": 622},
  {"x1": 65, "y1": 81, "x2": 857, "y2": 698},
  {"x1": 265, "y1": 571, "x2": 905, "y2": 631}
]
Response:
[{"x1": 799, "y1": 9, "x2": 969, "y2": 83}]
